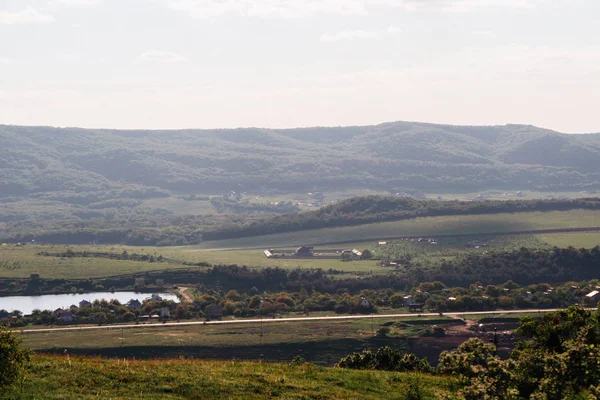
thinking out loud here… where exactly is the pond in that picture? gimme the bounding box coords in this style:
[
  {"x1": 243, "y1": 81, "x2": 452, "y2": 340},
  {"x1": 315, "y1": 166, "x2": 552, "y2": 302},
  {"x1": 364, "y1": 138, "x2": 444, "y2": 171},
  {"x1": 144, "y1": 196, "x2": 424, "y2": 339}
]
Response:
[{"x1": 0, "y1": 292, "x2": 179, "y2": 315}]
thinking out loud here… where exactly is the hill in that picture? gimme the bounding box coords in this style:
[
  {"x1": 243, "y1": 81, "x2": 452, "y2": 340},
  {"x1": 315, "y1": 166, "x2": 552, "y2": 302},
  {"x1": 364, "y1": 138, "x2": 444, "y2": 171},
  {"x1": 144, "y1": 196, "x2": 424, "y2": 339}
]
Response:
[
  {"x1": 2, "y1": 122, "x2": 600, "y2": 244},
  {"x1": 2, "y1": 122, "x2": 600, "y2": 202}
]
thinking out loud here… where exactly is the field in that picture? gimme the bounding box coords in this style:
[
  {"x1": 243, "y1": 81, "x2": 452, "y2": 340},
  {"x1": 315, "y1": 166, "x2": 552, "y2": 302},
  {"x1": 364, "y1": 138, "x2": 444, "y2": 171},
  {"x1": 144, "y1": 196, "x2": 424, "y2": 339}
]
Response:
[
  {"x1": 5, "y1": 354, "x2": 454, "y2": 399},
  {"x1": 20, "y1": 315, "x2": 472, "y2": 367},
  {"x1": 1, "y1": 209, "x2": 598, "y2": 279},
  {"x1": 192, "y1": 209, "x2": 600, "y2": 249}
]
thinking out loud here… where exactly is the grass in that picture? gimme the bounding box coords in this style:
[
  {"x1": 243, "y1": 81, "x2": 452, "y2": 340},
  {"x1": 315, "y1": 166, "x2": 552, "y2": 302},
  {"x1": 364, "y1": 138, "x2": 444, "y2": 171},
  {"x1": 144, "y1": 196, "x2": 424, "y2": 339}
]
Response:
[
  {"x1": 5, "y1": 354, "x2": 455, "y2": 399},
  {"x1": 1, "y1": 210, "x2": 598, "y2": 279},
  {"x1": 20, "y1": 317, "x2": 455, "y2": 365},
  {"x1": 192, "y1": 209, "x2": 600, "y2": 249},
  {"x1": 538, "y1": 232, "x2": 600, "y2": 248}
]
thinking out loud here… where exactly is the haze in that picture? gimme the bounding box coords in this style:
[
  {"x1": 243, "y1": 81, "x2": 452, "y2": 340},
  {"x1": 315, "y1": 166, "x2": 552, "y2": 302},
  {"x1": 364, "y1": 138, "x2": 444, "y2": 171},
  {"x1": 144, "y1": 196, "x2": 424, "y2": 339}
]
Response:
[{"x1": 1, "y1": 0, "x2": 599, "y2": 132}]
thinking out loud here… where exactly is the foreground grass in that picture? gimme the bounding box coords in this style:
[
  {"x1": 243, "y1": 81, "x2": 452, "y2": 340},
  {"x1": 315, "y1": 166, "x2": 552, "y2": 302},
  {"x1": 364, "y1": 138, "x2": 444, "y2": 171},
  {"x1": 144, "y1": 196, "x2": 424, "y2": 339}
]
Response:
[{"x1": 6, "y1": 355, "x2": 454, "y2": 399}]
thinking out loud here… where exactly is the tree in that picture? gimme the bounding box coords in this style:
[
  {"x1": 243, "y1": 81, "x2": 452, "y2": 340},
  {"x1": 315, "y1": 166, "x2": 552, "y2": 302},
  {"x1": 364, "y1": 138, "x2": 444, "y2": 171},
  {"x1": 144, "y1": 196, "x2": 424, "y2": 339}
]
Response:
[
  {"x1": 361, "y1": 249, "x2": 373, "y2": 260},
  {"x1": 0, "y1": 325, "x2": 30, "y2": 393}
]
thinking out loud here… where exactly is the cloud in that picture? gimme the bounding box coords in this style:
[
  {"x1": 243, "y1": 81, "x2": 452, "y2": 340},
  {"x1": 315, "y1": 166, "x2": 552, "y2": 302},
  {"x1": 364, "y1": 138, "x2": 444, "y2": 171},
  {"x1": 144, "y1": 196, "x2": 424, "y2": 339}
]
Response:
[
  {"x1": 0, "y1": 6, "x2": 55, "y2": 25},
  {"x1": 387, "y1": 25, "x2": 402, "y2": 34},
  {"x1": 398, "y1": 0, "x2": 538, "y2": 12},
  {"x1": 55, "y1": 0, "x2": 103, "y2": 7},
  {"x1": 156, "y1": 0, "x2": 547, "y2": 19},
  {"x1": 320, "y1": 29, "x2": 379, "y2": 43},
  {"x1": 137, "y1": 50, "x2": 188, "y2": 63},
  {"x1": 321, "y1": 25, "x2": 401, "y2": 43},
  {"x1": 0, "y1": 58, "x2": 13, "y2": 64},
  {"x1": 472, "y1": 30, "x2": 497, "y2": 38}
]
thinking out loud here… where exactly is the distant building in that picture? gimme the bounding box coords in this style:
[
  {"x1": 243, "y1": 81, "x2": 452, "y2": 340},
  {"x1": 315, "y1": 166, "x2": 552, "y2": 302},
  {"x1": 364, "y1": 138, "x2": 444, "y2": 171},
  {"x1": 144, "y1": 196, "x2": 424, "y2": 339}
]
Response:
[
  {"x1": 359, "y1": 298, "x2": 370, "y2": 308},
  {"x1": 295, "y1": 246, "x2": 314, "y2": 257},
  {"x1": 159, "y1": 307, "x2": 170, "y2": 318},
  {"x1": 127, "y1": 299, "x2": 142, "y2": 310},
  {"x1": 58, "y1": 311, "x2": 76, "y2": 323},
  {"x1": 264, "y1": 250, "x2": 273, "y2": 258},
  {"x1": 586, "y1": 291, "x2": 600, "y2": 303},
  {"x1": 150, "y1": 293, "x2": 163, "y2": 302},
  {"x1": 79, "y1": 300, "x2": 91, "y2": 308}
]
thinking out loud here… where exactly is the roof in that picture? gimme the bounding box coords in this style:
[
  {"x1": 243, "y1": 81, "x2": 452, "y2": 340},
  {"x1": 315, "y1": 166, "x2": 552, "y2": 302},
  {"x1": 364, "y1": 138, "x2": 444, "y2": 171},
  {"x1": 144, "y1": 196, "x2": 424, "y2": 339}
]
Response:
[{"x1": 586, "y1": 290, "x2": 600, "y2": 298}]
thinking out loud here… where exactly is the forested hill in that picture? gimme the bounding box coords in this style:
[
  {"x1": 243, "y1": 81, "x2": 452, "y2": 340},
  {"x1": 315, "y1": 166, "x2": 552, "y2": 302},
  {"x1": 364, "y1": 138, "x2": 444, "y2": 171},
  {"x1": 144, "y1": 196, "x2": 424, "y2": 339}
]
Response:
[{"x1": 2, "y1": 122, "x2": 600, "y2": 202}]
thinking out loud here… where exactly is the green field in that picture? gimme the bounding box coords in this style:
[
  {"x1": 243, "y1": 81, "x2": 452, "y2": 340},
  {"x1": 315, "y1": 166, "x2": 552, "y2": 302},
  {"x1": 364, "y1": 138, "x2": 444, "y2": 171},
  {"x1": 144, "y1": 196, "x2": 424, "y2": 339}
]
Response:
[
  {"x1": 1, "y1": 209, "x2": 599, "y2": 279},
  {"x1": 5, "y1": 354, "x2": 453, "y2": 399},
  {"x1": 193, "y1": 209, "x2": 600, "y2": 249},
  {"x1": 20, "y1": 317, "x2": 455, "y2": 366}
]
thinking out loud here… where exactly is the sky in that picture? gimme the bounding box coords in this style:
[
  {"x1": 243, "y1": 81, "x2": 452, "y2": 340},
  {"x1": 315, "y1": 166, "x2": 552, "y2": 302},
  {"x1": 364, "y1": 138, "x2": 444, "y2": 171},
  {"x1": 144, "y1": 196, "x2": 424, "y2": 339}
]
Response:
[{"x1": 0, "y1": 0, "x2": 599, "y2": 132}]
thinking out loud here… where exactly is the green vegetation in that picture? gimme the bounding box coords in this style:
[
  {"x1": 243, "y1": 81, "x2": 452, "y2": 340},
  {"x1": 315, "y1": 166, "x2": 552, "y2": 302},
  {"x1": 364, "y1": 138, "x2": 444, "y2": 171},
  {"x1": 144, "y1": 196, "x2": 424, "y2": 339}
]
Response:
[
  {"x1": 439, "y1": 307, "x2": 600, "y2": 399},
  {"x1": 5, "y1": 354, "x2": 453, "y2": 399},
  {"x1": 3, "y1": 122, "x2": 600, "y2": 246},
  {"x1": 0, "y1": 325, "x2": 30, "y2": 394}
]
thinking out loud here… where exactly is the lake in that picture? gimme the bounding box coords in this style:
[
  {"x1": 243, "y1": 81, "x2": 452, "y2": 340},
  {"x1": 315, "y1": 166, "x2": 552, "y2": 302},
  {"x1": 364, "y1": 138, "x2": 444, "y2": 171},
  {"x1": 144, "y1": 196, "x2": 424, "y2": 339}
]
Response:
[{"x1": 0, "y1": 292, "x2": 179, "y2": 315}]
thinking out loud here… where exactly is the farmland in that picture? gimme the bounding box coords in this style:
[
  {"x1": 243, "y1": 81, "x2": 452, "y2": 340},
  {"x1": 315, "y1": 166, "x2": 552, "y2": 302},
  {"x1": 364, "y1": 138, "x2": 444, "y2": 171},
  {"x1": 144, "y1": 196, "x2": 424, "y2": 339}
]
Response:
[{"x1": 1, "y1": 209, "x2": 598, "y2": 279}]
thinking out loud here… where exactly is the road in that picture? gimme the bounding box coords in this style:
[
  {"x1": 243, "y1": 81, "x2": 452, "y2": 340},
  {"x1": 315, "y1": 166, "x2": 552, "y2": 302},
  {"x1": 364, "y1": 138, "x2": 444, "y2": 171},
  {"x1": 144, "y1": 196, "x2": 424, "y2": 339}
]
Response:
[{"x1": 18, "y1": 308, "x2": 591, "y2": 334}]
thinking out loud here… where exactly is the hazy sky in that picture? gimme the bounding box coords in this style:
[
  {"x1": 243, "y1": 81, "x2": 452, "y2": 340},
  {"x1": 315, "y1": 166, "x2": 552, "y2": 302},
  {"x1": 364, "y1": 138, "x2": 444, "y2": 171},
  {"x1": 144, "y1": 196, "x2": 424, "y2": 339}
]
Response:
[{"x1": 1, "y1": 0, "x2": 599, "y2": 132}]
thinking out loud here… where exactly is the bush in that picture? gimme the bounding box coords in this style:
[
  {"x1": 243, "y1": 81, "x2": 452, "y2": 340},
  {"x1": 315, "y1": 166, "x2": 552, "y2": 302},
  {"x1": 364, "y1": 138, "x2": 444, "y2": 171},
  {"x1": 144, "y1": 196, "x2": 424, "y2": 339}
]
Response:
[{"x1": 0, "y1": 325, "x2": 30, "y2": 393}]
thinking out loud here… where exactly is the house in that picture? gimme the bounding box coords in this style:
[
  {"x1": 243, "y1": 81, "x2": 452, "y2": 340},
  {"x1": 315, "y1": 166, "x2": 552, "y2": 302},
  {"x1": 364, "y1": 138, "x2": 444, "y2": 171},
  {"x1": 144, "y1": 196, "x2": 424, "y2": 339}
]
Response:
[
  {"x1": 295, "y1": 246, "x2": 314, "y2": 257},
  {"x1": 159, "y1": 307, "x2": 170, "y2": 318},
  {"x1": 0, "y1": 310, "x2": 10, "y2": 319},
  {"x1": 127, "y1": 299, "x2": 142, "y2": 310},
  {"x1": 150, "y1": 293, "x2": 163, "y2": 301},
  {"x1": 351, "y1": 249, "x2": 362, "y2": 258},
  {"x1": 408, "y1": 303, "x2": 425, "y2": 312},
  {"x1": 403, "y1": 295, "x2": 415, "y2": 306},
  {"x1": 58, "y1": 311, "x2": 75, "y2": 323},
  {"x1": 359, "y1": 298, "x2": 370, "y2": 308},
  {"x1": 264, "y1": 250, "x2": 273, "y2": 258},
  {"x1": 205, "y1": 304, "x2": 223, "y2": 319},
  {"x1": 586, "y1": 290, "x2": 600, "y2": 302},
  {"x1": 79, "y1": 300, "x2": 91, "y2": 308}
]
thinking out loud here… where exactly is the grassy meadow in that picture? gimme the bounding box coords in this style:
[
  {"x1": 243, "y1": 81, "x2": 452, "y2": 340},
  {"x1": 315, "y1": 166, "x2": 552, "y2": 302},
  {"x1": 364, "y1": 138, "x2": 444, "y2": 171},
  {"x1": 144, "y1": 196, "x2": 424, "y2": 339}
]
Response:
[
  {"x1": 19, "y1": 316, "x2": 457, "y2": 368},
  {"x1": 4, "y1": 354, "x2": 454, "y2": 399},
  {"x1": 192, "y1": 209, "x2": 600, "y2": 249},
  {"x1": 1, "y1": 208, "x2": 598, "y2": 279}
]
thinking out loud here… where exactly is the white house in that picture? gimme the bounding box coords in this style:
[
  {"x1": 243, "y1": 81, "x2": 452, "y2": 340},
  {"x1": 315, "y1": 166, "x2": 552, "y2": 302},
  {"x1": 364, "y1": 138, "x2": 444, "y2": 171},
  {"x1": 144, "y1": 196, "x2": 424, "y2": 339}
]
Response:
[{"x1": 359, "y1": 298, "x2": 370, "y2": 308}]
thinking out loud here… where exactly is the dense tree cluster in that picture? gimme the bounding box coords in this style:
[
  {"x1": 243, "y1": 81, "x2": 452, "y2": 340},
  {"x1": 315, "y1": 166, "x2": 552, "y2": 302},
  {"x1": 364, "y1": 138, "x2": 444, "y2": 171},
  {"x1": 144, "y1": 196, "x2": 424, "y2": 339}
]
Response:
[{"x1": 413, "y1": 245, "x2": 600, "y2": 286}]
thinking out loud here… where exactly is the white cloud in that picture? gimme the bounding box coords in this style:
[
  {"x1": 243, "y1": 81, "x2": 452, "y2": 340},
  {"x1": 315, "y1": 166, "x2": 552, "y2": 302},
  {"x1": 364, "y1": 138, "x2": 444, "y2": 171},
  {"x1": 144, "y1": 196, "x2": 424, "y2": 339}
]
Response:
[
  {"x1": 472, "y1": 30, "x2": 497, "y2": 38},
  {"x1": 321, "y1": 25, "x2": 401, "y2": 43},
  {"x1": 398, "y1": 0, "x2": 538, "y2": 12},
  {"x1": 55, "y1": 0, "x2": 103, "y2": 7},
  {"x1": 156, "y1": 0, "x2": 547, "y2": 19},
  {"x1": 0, "y1": 6, "x2": 55, "y2": 25},
  {"x1": 0, "y1": 58, "x2": 12, "y2": 65},
  {"x1": 387, "y1": 25, "x2": 402, "y2": 34},
  {"x1": 137, "y1": 50, "x2": 188, "y2": 63},
  {"x1": 320, "y1": 29, "x2": 379, "y2": 43}
]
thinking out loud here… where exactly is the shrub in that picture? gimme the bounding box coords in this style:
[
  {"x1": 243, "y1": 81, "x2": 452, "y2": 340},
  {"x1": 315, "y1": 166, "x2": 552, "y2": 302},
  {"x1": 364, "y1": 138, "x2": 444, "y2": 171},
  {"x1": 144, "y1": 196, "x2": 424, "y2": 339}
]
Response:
[{"x1": 0, "y1": 325, "x2": 30, "y2": 393}]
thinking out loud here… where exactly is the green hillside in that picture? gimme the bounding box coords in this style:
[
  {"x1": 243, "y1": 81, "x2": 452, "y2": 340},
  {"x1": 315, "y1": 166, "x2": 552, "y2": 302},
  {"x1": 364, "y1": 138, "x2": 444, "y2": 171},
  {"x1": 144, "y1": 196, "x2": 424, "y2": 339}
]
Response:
[{"x1": 2, "y1": 122, "x2": 600, "y2": 202}]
